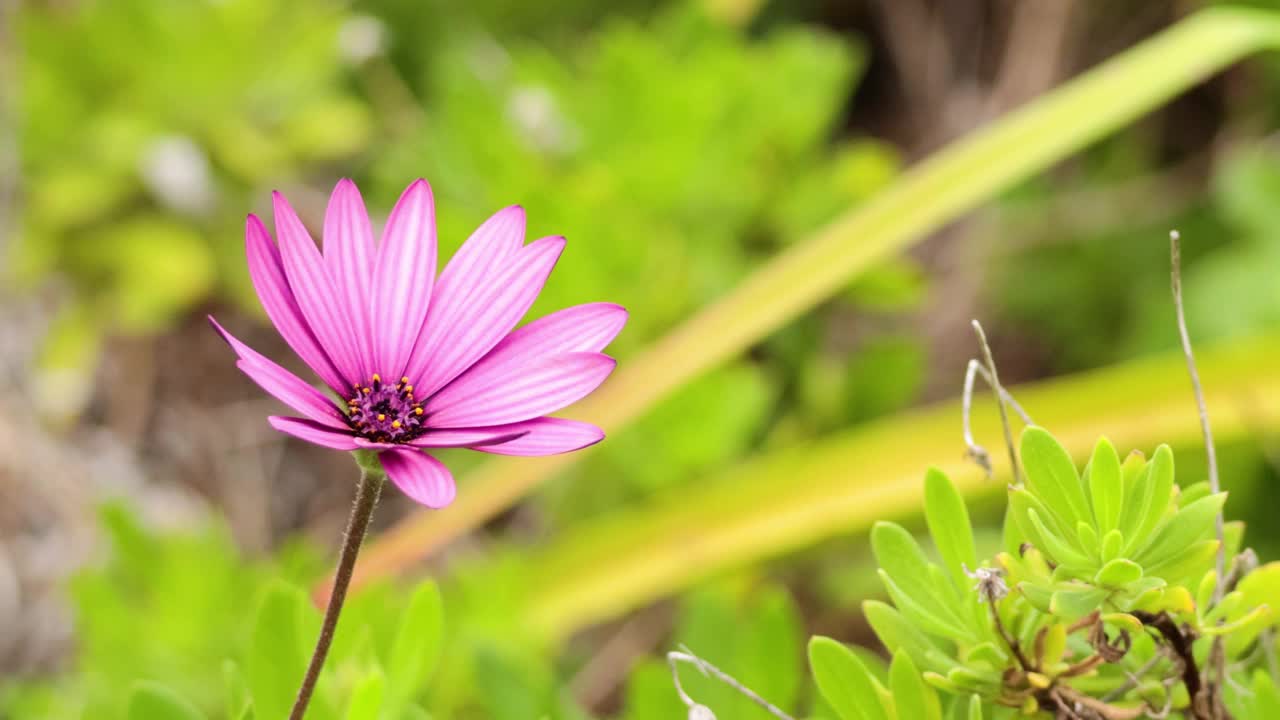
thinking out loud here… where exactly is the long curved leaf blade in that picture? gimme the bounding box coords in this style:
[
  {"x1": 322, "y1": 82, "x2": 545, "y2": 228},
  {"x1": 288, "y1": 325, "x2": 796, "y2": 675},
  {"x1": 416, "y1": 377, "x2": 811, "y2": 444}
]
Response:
[{"x1": 520, "y1": 336, "x2": 1280, "y2": 640}]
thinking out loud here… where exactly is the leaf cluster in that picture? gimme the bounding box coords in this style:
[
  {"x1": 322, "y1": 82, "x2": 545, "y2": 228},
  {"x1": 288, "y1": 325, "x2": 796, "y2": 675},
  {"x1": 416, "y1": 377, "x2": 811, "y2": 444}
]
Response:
[{"x1": 810, "y1": 427, "x2": 1280, "y2": 719}]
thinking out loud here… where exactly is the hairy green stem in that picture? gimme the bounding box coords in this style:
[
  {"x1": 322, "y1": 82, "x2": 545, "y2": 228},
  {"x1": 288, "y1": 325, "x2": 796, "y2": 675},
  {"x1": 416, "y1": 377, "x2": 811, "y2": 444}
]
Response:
[{"x1": 289, "y1": 463, "x2": 385, "y2": 720}]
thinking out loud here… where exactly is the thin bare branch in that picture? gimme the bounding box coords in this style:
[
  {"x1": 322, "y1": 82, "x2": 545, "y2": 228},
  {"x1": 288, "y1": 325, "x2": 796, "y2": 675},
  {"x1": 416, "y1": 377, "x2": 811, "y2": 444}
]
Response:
[
  {"x1": 668, "y1": 646, "x2": 795, "y2": 720},
  {"x1": 1170, "y1": 231, "x2": 1231, "y2": 717},
  {"x1": 971, "y1": 320, "x2": 1023, "y2": 485},
  {"x1": 963, "y1": 359, "x2": 1035, "y2": 477},
  {"x1": 1170, "y1": 231, "x2": 1225, "y2": 595}
]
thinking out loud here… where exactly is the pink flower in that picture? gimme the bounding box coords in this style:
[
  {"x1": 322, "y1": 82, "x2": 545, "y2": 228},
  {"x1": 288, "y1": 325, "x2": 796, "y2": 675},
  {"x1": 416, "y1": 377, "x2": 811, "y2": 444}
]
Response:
[{"x1": 210, "y1": 179, "x2": 625, "y2": 508}]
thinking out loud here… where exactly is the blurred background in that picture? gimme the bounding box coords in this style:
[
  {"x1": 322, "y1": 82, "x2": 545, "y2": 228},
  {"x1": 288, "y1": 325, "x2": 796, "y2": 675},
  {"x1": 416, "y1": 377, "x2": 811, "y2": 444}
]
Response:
[{"x1": 4, "y1": 0, "x2": 1280, "y2": 718}]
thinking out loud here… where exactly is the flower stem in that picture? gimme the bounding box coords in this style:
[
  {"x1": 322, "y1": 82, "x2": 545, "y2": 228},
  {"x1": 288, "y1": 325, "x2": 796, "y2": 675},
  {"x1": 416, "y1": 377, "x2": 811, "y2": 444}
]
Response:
[{"x1": 289, "y1": 463, "x2": 384, "y2": 720}]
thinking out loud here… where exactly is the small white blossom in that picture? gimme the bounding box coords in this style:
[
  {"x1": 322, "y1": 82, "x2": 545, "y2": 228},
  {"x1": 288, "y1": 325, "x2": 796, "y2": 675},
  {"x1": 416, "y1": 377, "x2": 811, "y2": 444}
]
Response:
[{"x1": 963, "y1": 563, "x2": 1009, "y2": 602}]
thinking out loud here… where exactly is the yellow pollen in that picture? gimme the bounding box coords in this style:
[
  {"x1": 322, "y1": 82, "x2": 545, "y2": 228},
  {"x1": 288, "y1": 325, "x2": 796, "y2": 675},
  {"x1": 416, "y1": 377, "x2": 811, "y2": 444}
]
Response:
[
  {"x1": 414, "y1": 407, "x2": 423, "y2": 415},
  {"x1": 392, "y1": 420, "x2": 402, "y2": 429},
  {"x1": 400, "y1": 376, "x2": 410, "y2": 384},
  {"x1": 404, "y1": 385, "x2": 413, "y2": 393},
  {"x1": 362, "y1": 387, "x2": 371, "y2": 394},
  {"x1": 377, "y1": 413, "x2": 386, "y2": 422},
  {"x1": 371, "y1": 373, "x2": 381, "y2": 383}
]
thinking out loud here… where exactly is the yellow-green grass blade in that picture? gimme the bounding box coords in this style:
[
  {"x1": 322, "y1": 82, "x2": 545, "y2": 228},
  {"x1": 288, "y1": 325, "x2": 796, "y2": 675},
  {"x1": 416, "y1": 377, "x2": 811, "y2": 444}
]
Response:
[
  {"x1": 521, "y1": 335, "x2": 1280, "y2": 641},
  {"x1": 348, "y1": 8, "x2": 1280, "y2": 590}
]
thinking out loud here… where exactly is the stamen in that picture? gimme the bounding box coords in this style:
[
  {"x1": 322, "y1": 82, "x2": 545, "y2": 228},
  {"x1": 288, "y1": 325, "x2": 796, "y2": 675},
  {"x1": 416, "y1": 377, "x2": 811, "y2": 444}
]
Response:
[{"x1": 345, "y1": 373, "x2": 427, "y2": 443}]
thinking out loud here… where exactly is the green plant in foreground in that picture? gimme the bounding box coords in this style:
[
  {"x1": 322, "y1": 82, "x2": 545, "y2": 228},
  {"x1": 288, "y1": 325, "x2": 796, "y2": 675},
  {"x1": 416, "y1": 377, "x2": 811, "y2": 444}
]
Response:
[{"x1": 810, "y1": 426, "x2": 1280, "y2": 719}]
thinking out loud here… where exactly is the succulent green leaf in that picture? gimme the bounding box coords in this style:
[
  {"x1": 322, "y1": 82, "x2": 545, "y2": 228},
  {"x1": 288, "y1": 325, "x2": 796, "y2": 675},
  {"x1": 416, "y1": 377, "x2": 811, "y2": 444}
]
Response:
[
  {"x1": 1134, "y1": 492, "x2": 1227, "y2": 566},
  {"x1": 1197, "y1": 570, "x2": 1219, "y2": 615},
  {"x1": 967, "y1": 694, "x2": 984, "y2": 720},
  {"x1": 1179, "y1": 481, "x2": 1212, "y2": 506},
  {"x1": 1038, "y1": 623, "x2": 1068, "y2": 668},
  {"x1": 1049, "y1": 585, "x2": 1109, "y2": 620},
  {"x1": 878, "y1": 570, "x2": 973, "y2": 641},
  {"x1": 1145, "y1": 540, "x2": 1220, "y2": 585},
  {"x1": 1018, "y1": 581, "x2": 1055, "y2": 614},
  {"x1": 943, "y1": 666, "x2": 1002, "y2": 693},
  {"x1": 871, "y1": 522, "x2": 967, "y2": 630},
  {"x1": 1026, "y1": 508, "x2": 1092, "y2": 568},
  {"x1": 863, "y1": 600, "x2": 958, "y2": 674},
  {"x1": 222, "y1": 661, "x2": 251, "y2": 720},
  {"x1": 1094, "y1": 559, "x2": 1143, "y2": 588},
  {"x1": 1123, "y1": 445, "x2": 1176, "y2": 555},
  {"x1": 963, "y1": 641, "x2": 1007, "y2": 669},
  {"x1": 808, "y1": 636, "x2": 889, "y2": 720},
  {"x1": 1246, "y1": 670, "x2": 1280, "y2": 716},
  {"x1": 890, "y1": 650, "x2": 942, "y2": 720},
  {"x1": 127, "y1": 682, "x2": 207, "y2": 720},
  {"x1": 1076, "y1": 521, "x2": 1100, "y2": 559},
  {"x1": 1020, "y1": 427, "x2": 1092, "y2": 532},
  {"x1": 924, "y1": 469, "x2": 978, "y2": 592},
  {"x1": 1099, "y1": 528, "x2": 1124, "y2": 563},
  {"x1": 1202, "y1": 605, "x2": 1273, "y2": 637},
  {"x1": 1087, "y1": 437, "x2": 1124, "y2": 535},
  {"x1": 386, "y1": 580, "x2": 444, "y2": 710},
  {"x1": 247, "y1": 582, "x2": 316, "y2": 720},
  {"x1": 344, "y1": 670, "x2": 386, "y2": 720}
]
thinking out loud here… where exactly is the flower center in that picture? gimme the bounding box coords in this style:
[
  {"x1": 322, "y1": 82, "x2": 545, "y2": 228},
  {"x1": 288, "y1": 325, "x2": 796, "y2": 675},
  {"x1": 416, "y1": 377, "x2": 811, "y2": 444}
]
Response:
[{"x1": 345, "y1": 374, "x2": 427, "y2": 443}]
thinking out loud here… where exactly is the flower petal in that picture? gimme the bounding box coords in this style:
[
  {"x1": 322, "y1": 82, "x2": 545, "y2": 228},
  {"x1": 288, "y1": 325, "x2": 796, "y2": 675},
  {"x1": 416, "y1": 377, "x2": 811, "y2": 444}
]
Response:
[
  {"x1": 378, "y1": 448, "x2": 456, "y2": 508},
  {"x1": 407, "y1": 427, "x2": 528, "y2": 448},
  {"x1": 474, "y1": 418, "x2": 604, "y2": 456},
  {"x1": 408, "y1": 235, "x2": 566, "y2": 398},
  {"x1": 400, "y1": 205, "x2": 525, "y2": 391},
  {"x1": 274, "y1": 192, "x2": 368, "y2": 384},
  {"x1": 245, "y1": 215, "x2": 350, "y2": 394},
  {"x1": 268, "y1": 416, "x2": 359, "y2": 450},
  {"x1": 449, "y1": 302, "x2": 627, "y2": 391},
  {"x1": 209, "y1": 316, "x2": 350, "y2": 429},
  {"x1": 323, "y1": 179, "x2": 375, "y2": 366},
  {"x1": 425, "y1": 352, "x2": 615, "y2": 428},
  {"x1": 371, "y1": 179, "x2": 437, "y2": 381}
]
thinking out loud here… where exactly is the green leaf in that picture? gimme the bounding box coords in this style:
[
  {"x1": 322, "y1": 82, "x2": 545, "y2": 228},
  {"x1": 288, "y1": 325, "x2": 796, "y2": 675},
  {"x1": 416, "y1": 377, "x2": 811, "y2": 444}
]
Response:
[
  {"x1": 1017, "y1": 581, "x2": 1055, "y2": 614},
  {"x1": 1039, "y1": 623, "x2": 1067, "y2": 668},
  {"x1": 1076, "y1": 521, "x2": 1100, "y2": 559},
  {"x1": 967, "y1": 694, "x2": 984, "y2": 720},
  {"x1": 1087, "y1": 437, "x2": 1124, "y2": 535},
  {"x1": 808, "y1": 636, "x2": 889, "y2": 720},
  {"x1": 871, "y1": 523, "x2": 968, "y2": 635},
  {"x1": 1099, "y1": 529, "x2": 1124, "y2": 563},
  {"x1": 357, "y1": 7, "x2": 1280, "y2": 580},
  {"x1": 127, "y1": 682, "x2": 207, "y2": 720},
  {"x1": 1049, "y1": 585, "x2": 1109, "y2": 620},
  {"x1": 223, "y1": 661, "x2": 252, "y2": 720},
  {"x1": 246, "y1": 581, "x2": 315, "y2": 720},
  {"x1": 1020, "y1": 427, "x2": 1092, "y2": 533},
  {"x1": 1026, "y1": 509, "x2": 1092, "y2": 569},
  {"x1": 385, "y1": 581, "x2": 445, "y2": 710},
  {"x1": 924, "y1": 469, "x2": 978, "y2": 592},
  {"x1": 889, "y1": 650, "x2": 942, "y2": 720},
  {"x1": 1134, "y1": 493, "x2": 1227, "y2": 566},
  {"x1": 1123, "y1": 445, "x2": 1176, "y2": 555},
  {"x1": 878, "y1": 570, "x2": 972, "y2": 641},
  {"x1": 1094, "y1": 559, "x2": 1143, "y2": 588},
  {"x1": 863, "y1": 601, "x2": 957, "y2": 675},
  {"x1": 1145, "y1": 540, "x2": 1220, "y2": 585},
  {"x1": 344, "y1": 670, "x2": 386, "y2": 720}
]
